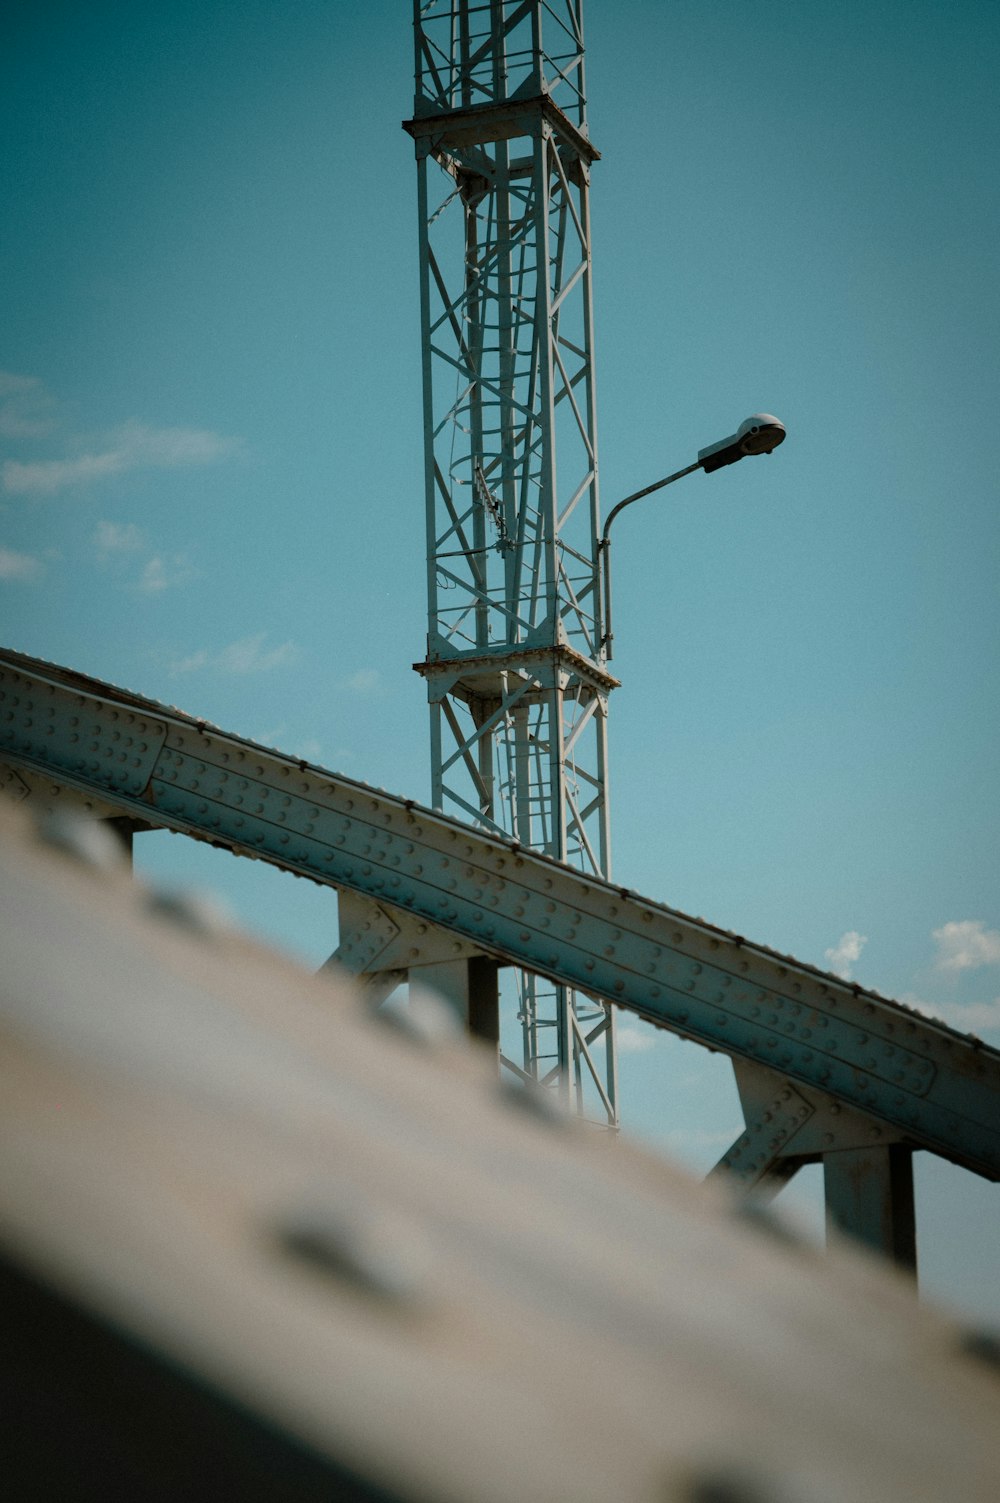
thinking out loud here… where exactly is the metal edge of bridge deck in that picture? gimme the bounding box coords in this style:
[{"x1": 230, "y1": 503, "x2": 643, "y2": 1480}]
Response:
[{"x1": 2, "y1": 644, "x2": 998, "y2": 1183}]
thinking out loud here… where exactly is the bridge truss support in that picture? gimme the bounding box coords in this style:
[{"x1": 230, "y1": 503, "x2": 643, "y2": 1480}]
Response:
[
  {"x1": 709, "y1": 1061, "x2": 919, "y2": 1271},
  {"x1": 2, "y1": 646, "x2": 999, "y2": 1279},
  {"x1": 405, "y1": 0, "x2": 617, "y2": 1121}
]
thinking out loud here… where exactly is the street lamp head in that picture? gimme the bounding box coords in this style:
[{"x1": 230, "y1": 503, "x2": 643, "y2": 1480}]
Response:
[
  {"x1": 698, "y1": 414, "x2": 786, "y2": 473},
  {"x1": 735, "y1": 413, "x2": 786, "y2": 455}
]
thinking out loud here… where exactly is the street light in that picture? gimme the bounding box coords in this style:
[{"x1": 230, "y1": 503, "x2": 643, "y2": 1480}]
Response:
[{"x1": 599, "y1": 414, "x2": 786, "y2": 657}]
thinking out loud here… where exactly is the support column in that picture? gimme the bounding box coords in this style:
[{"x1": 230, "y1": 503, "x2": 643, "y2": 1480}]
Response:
[
  {"x1": 824, "y1": 1145, "x2": 917, "y2": 1274},
  {"x1": 412, "y1": 958, "x2": 500, "y2": 1054},
  {"x1": 105, "y1": 816, "x2": 138, "y2": 868}
]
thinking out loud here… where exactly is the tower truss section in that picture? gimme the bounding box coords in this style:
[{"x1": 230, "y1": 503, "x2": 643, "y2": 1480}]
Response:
[{"x1": 405, "y1": 0, "x2": 618, "y2": 1122}]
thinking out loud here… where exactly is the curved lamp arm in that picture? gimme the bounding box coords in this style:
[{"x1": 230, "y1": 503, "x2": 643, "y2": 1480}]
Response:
[
  {"x1": 598, "y1": 462, "x2": 701, "y2": 662},
  {"x1": 598, "y1": 415, "x2": 785, "y2": 660}
]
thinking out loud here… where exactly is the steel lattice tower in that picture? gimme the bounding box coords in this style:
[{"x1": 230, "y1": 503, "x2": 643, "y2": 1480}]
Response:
[{"x1": 405, "y1": 0, "x2": 617, "y2": 1122}]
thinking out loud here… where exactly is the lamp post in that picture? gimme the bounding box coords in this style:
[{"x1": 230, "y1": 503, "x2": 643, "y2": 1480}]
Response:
[{"x1": 599, "y1": 414, "x2": 786, "y2": 658}]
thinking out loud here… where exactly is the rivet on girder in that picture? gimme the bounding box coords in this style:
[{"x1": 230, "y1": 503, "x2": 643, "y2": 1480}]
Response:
[{"x1": 276, "y1": 1203, "x2": 429, "y2": 1307}]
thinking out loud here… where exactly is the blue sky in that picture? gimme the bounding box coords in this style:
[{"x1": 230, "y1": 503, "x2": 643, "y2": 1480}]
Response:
[{"x1": 2, "y1": 1, "x2": 999, "y2": 1319}]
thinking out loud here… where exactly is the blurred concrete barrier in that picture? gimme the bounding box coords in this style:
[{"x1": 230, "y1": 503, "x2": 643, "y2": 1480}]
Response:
[{"x1": 1, "y1": 800, "x2": 998, "y2": 1502}]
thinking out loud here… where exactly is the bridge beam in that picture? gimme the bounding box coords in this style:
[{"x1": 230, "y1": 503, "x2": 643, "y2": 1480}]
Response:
[{"x1": 2, "y1": 647, "x2": 998, "y2": 1189}]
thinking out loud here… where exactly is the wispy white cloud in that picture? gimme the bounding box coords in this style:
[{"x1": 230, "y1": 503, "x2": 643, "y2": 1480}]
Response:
[
  {"x1": 5, "y1": 451, "x2": 125, "y2": 495},
  {"x1": 824, "y1": 929, "x2": 867, "y2": 980},
  {"x1": 170, "y1": 632, "x2": 298, "y2": 678},
  {"x1": 0, "y1": 371, "x2": 57, "y2": 439},
  {"x1": 170, "y1": 649, "x2": 209, "y2": 676},
  {"x1": 95, "y1": 519, "x2": 144, "y2": 556},
  {"x1": 136, "y1": 554, "x2": 195, "y2": 595},
  {"x1": 936, "y1": 1000, "x2": 1000, "y2": 1033},
  {"x1": 216, "y1": 634, "x2": 297, "y2": 674},
  {"x1": 0, "y1": 545, "x2": 42, "y2": 581},
  {"x1": 93, "y1": 520, "x2": 193, "y2": 594},
  {"x1": 905, "y1": 994, "x2": 1000, "y2": 1035},
  {"x1": 3, "y1": 418, "x2": 240, "y2": 496},
  {"x1": 140, "y1": 558, "x2": 169, "y2": 593},
  {"x1": 344, "y1": 667, "x2": 381, "y2": 695},
  {"x1": 932, "y1": 920, "x2": 1000, "y2": 973},
  {"x1": 111, "y1": 420, "x2": 239, "y2": 467},
  {"x1": 617, "y1": 1021, "x2": 658, "y2": 1054}
]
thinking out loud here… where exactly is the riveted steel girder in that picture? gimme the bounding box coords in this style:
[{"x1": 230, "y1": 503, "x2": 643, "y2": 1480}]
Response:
[{"x1": 2, "y1": 647, "x2": 999, "y2": 1182}]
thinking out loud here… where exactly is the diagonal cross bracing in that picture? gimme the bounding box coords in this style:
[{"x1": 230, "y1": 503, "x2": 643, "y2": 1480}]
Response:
[
  {"x1": 2, "y1": 647, "x2": 998, "y2": 1183},
  {"x1": 407, "y1": 1, "x2": 614, "y2": 1118}
]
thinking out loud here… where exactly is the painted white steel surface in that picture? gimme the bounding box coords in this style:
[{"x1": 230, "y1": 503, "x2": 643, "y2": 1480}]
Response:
[{"x1": 2, "y1": 647, "x2": 999, "y2": 1183}]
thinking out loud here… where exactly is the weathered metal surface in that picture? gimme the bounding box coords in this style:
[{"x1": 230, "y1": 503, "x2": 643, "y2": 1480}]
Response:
[
  {"x1": 332, "y1": 893, "x2": 404, "y2": 975},
  {"x1": 2, "y1": 646, "x2": 999, "y2": 1185},
  {"x1": 710, "y1": 1061, "x2": 920, "y2": 1269},
  {"x1": 3, "y1": 801, "x2": 1000, "y2": 1501},
  {"x1": 825, "y1": 1145, "x2": 918, "y2": 1271},
  {"x1": 711, "y1": 1059, "x2": 911, "y2": 1191},
  {"x1": 403, "y1": 92, "x2": 600, "y2": 162},
  {"x1": 0, "y1": 673, "x2": 167, "y2": 797}
]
